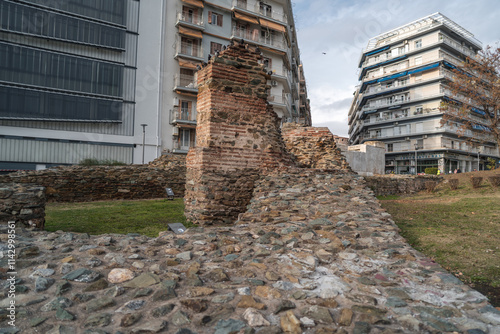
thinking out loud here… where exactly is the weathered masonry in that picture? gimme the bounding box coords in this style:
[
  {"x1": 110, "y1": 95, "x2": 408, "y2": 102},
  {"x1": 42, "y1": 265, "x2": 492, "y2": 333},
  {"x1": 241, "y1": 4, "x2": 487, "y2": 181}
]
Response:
[{"x1": 185, "y1": 42, "x2": 294, "y2": 225}]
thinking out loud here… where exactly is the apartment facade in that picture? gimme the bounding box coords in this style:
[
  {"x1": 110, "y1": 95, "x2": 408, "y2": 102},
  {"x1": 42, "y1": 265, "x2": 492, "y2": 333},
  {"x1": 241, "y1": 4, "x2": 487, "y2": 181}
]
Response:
[
  {"x1": 348, "y1": 13, "x2": 499, "y2": 174},
  {"x1": 0, "y1": 0, "x2": 311, "y2": 170}
]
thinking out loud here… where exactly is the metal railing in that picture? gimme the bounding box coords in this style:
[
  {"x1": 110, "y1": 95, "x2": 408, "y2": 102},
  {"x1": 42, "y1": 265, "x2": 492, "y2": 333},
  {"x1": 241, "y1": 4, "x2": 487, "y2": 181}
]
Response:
[
  {"x1": 176, "y1": 12, "x2": 204, "y2": 27},
  {"x1": 176, "y1": 41, "x2": 203, "y2": 59},
  {"x1": 232, "y1": 0, "x2": 288, "y2": 23},
  {"x1": 174, "y1": 74, "x2": 197, "y2": 90},
  {"x1": 171, "y1": 106, "x2": 197, "y2": 123},
  {"x1": 232, "y1": 27, "x2": 285, "y2": 50}
]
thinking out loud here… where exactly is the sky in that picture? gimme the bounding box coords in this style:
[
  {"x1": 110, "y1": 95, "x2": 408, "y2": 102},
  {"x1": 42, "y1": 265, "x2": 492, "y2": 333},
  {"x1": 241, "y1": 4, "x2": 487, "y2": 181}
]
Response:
[{"x1": 291, "y1": 0, "x2": 500, "y2": 137}]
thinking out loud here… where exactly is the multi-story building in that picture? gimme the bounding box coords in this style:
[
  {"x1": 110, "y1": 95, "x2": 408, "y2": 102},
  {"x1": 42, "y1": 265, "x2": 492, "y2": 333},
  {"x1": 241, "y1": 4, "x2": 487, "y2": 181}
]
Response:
[
  {"x1": 0, "y1": 0, "x2": 141, "y2": 171},
  {"x1": 0, "y1": 0, "x2": 311, "y2": 171},
  {"x1": 348, "y1": 13, "x2": 499, "y2": 174}
]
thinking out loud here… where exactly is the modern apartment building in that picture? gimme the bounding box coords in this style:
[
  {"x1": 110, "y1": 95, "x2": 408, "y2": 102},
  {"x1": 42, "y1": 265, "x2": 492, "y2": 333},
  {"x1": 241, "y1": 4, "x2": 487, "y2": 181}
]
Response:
[
  {"x1": 0, "y1": 0, "x2": 311, "y2": 170},
  {"x1": 348, "y1": 13, "x2": 499, "y2": 174}
]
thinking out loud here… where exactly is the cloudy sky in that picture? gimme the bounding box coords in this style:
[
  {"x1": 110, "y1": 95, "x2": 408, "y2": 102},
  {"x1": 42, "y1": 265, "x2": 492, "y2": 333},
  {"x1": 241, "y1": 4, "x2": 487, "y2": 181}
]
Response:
[{"x1": 291, "y1": 0, "x2": 500, "y2": 137}]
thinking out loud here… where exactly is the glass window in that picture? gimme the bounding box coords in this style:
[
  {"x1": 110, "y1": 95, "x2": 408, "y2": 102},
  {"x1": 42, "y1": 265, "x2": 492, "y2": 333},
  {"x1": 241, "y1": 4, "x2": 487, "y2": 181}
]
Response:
[
  {"x1": 208, "y1": 11, "x2": 223, "y2": 27},
  {"x1": 210, "y1": 42, "x2": 222, "y2": 54},
  {"x1": 415, "y1": 39, "x2": 422, "y2": 49}
]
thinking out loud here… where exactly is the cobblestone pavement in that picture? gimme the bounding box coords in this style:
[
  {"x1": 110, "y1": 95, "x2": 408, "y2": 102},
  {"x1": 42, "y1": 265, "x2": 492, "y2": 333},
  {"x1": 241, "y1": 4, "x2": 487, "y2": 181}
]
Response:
[{"x1": 1, "y1": 168, "x2": 500, "y2": 333}]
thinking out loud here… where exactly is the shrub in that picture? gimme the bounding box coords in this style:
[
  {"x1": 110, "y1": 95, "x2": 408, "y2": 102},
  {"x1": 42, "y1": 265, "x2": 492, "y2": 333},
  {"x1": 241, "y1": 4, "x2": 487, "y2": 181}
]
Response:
[
  {"x1": 488, "y1": 175, "x2": 500, "y2": 187},
  {"x1": 79, "y1": 158, "x2": 126, "y2": 166},
  {"x1": 449, "y1": 179, "x2": 459, "y2": 190},
  {"x1": 425, "y1": 167, "x2": 439, "y2": 175},
  {"x1": 425, "y1": 181, "x2": 437, "y2": 193},
  {"x1": 470, "y1": 177, "x2": 483, "y2": 189}
]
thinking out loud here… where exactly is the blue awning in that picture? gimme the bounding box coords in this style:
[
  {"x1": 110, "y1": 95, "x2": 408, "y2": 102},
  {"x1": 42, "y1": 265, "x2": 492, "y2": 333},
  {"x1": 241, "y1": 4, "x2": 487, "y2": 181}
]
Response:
[
  {"x1": 362, "y1": 110, "x2": 378, "y2": 118},
  {"x1": 443, "y1": 61, "x2": 457, "y2": 69},
  {"x1": 472, "y1": 124, "x2": 491, "y2": 132},
  {"x1": 359, "y1": 55, "x2": 408, "y2": 80},
  {"x1": 365, "y1": 46, "x2": 390, "y2": 57},
  {"x1": 407, "y1": 62, "x2": 440, "y2": 75},
  {"x1": 378, "y1": 71, "x2": 408, "y2": 83},
  {"x1": 471, "y1": 107, "x2": 486, "y2": 116}
]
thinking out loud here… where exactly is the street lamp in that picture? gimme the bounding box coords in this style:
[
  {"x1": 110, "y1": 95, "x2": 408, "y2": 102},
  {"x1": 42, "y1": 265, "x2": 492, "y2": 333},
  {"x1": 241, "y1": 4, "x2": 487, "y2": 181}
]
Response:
[
  {"x1": 477, "y1": 149, "x2": 481, "y2": 171},
  {"x1": 140, "y1": 124, "x2": 148, "y2": 164},
  {"x1": 414, "y1": 143, "x2": 419, "y2": 175}
]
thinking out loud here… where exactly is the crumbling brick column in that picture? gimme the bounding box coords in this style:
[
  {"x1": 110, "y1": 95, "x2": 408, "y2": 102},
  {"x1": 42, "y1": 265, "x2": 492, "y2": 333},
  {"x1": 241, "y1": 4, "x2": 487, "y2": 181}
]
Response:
[
  {"x1": 185, "y1": 42, "x2": 294, "y2": 225},
  {"x1": 281, "y1": 123, "x2": 352, "y2": 171}
]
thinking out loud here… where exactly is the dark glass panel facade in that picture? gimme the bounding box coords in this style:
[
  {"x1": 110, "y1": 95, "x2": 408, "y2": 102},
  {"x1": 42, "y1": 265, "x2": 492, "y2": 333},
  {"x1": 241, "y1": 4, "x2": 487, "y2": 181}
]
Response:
[
  {"x1": 0, "y1": 85, "x2": 122, "y2": 121},
  {"x1": 0, "y1": 1, "x2": 125, "y2": 49},
  {"x1": 0, "y1": 42, "x2": 123, "y2": 97},
  {"x1": 16, "y1": 0, "x2": 126, "y2": 26}
]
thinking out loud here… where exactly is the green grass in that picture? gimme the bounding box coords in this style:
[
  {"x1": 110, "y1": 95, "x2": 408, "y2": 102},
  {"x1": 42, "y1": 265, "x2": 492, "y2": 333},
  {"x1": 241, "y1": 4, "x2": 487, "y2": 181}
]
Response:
[
  {"x1": 379, "y1": 170, "x2": 500, "y2": 290},
  {"x1": 45, "y1": 199, "x2": 189, "y2": 237}
]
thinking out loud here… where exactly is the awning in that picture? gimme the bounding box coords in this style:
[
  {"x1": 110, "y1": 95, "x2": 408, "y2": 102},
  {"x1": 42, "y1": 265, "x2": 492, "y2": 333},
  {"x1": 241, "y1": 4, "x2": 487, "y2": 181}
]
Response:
[
  {"x1": 259, "y1": 18, "x2": 286, "y2": 33},
  {"x1": 234, "y1": 12, "x2": 259, "y2": 24},
  {"x1": 179, "y1": 26, "x2": 203, "y2": 39},
  {"x1": 471, "y1": 107, "x2": 486, "y2": 116},
  {"x1": 365, "y1": 45, "x2": 390, "y2": 57},
  {"x1": 359, "y1": 55, "x2": 408, "y2": 80},
  {"x1": 377, "y1": 71, "x2": 408, "y2": 83},
  {"x1": 182, "y1": 0, "x2": 204, "y2": 8},
  {"x1": 407, "y1": 62, "x2": 440, "y2": 75},
  {"x1": 179, "y1": 58, "x2": 200, "y2": 70}
]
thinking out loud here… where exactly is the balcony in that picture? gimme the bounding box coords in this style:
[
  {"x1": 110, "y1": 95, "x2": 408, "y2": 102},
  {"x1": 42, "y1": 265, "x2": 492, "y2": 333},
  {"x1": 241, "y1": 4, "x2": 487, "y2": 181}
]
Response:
[
  {"x1": 171, "y1": 106, "x2": 197, "y2": 126},
  {"x1": 232, "y1": 0, "x2": 288, "y2": 24},
  {"x1": 362, "y1": 92, "x2": 447, "y2": 114},
  {"x1": 175, "y1": 41, "x2": 203, "y2": 61},
  {"x1": 176, "y1": 11, "x2": 204, "y2": 29},
  {"x1": 173, "y1": 139, "x2": 196, "y2": 154},
  {"x1": 232, "y1": 27, "x2": 285, "y2": 51},
  {"x1": 174, "y1": 74, "x2": 198, "y2": 94}
]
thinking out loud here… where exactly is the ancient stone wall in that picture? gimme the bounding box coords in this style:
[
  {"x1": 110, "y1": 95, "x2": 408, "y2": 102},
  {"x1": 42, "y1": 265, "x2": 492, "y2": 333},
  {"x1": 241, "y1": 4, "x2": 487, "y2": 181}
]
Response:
[
  {"x1": 281, "y1": 123, "x2": 351, "y2": 171},
  {"x1": 0, "y1": 155, "x2": 185, "y2": 202},
  {"x1": 0, "y1": 183, "x2": 45, "y2": 229},
  {"x1": 364, "y1": 174, "x2": 443, "y2": 196},
  {"x1": 185, "y1": 42, "x2": 294, "y2": 225}
]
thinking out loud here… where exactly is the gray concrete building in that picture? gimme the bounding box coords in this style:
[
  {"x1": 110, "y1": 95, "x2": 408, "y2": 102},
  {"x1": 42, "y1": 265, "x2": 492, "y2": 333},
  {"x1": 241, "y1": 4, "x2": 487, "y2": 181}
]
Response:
[
  {"x1": 0, "y1": 0, "x2": 311, "y2": 170},
  {"x1": 348, "y1": 13, "x2": 499, "y2": 174}
]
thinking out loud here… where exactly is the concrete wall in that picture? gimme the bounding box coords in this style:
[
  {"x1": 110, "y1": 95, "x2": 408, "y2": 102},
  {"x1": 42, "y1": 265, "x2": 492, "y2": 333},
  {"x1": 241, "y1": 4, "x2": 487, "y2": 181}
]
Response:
[{"x1": 345, "y1": 141, "x2": 385, "y2": 176}]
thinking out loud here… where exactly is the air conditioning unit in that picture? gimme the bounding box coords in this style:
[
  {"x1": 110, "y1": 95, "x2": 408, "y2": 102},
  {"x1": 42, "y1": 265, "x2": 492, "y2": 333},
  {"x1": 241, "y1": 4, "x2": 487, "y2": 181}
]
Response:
[
  {"x1": 173, "y1": 127, "x2": 179, "y2": 136},
  {"x1": 423, "y1": 135, "x2": 428, "y2": 139},
  {"x1": 173, "y1": 97, "x2": 179, "y2": 106},
  {"x1": 271, "y1": 80, "x2": 278, "y2": 87},
  {"x1": 394, "y1": 122, "x2": 398, "y2": 125},
  {"x1": 405, "y1": 137, "x2": 410, "y2": 140}
]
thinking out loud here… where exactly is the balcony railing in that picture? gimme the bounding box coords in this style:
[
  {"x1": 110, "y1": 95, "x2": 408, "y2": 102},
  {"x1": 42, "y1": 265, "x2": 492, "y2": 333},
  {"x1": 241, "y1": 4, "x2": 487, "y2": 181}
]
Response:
[
  {"x1": 173, "y1": 139, "x2": 196, "y2": 153},
  {"x1": 171, "y1": 106, "x2": 197, "y2": 124},
  {"x1": 174, "y1": 74, "x2": 197, "y2": 91},
  {"x1": 176, "y1": 12, "x2": 204, "y2": 28},
  {"x1": 362, "y1": 37, "x2": 476, "y2": 68},
  {"x1": 232, "y1": 0, "x2": 288, "y2": 23},
  {"x1": 232, "y1": 27, "x2": 285, "y2": 50},
  {"x1": 176, "y1": 41, "x2": 203, "y2": 60},
  {"x1": 363, "y1": 53, "x2": 461, "y2": 82}
]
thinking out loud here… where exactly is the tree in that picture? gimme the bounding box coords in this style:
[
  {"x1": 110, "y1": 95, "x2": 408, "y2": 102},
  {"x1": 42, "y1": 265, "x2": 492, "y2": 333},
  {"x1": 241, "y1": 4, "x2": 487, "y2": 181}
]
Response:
[{"x1": 441, "y1": 46, "x2": 500, "y2": 151}]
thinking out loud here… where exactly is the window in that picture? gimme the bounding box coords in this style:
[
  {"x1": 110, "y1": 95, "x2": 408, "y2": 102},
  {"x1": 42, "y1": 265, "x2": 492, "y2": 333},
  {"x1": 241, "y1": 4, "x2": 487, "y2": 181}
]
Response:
[
  {"x1": 260, "y1": 2, "x2": 272, "y2": 17},
  {"x1": 210, "y1": 42, "x2": 222, "y2": 55},
  {"x1": 180, "y1": 100, "x2": 192, "y2": 120},
  {"x1": 415, "y1": 39, "x2": 422, "y2": 49},
  {"x1": 415, "y1": 106, "x2": 423, "y2": 114},
  {"x1": 182, "y1": 6, "x2": 198, "y2": 24},
  {"x1": 387, "y1": 143, "x2": 393, "y2": 152},
  {"x1": 208, "y1": 11, "x2": 223, "y2": 27},
  {"x1": 263, "y1": 57, "x2": 272, "y2": 69},
  {"x1": 414, "y1": 72, "x2": 422, "y2": 81},
  {"x1": 398, "y1": 46, "x2": 405, "y2": 55},
  {"x1": 414, "y1": 56, "x2": 422, "y2": 65}
]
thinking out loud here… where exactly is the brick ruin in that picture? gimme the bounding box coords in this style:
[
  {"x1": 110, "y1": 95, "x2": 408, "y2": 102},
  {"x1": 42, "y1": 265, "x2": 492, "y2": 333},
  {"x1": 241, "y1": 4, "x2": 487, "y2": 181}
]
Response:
[
  {"x1": 184, "y1": 42, "x2": 296, "y2": 225},
  {"x1": 184, "y1": 43, "x2": 350, "y2": 225}
]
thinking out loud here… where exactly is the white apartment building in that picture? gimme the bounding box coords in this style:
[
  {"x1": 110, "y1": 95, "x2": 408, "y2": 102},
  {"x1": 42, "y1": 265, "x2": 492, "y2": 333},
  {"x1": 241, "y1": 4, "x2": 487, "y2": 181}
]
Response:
[
  {"x1": 0, "y1": 0, "x2": 311, "y2": 171},
  {"x1": 348, "y1": 13, "x2": 499, "y2": 174}
]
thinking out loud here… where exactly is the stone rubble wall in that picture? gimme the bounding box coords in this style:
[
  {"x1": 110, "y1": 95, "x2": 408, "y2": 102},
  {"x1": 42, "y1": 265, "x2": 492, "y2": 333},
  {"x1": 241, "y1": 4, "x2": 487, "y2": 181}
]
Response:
[
  {"x1": 4, "y1": 168, "x2": 499, "y2": 333},
  {"x1": 0, "y1": 183, "x2": 45, "y2": 229},
  {"x1": 184, "y1": 42, "x2": 294, "y2": 225},
  {"x1": 0, "y1": 155, "x2": 186, "y2": 202},
  {"x1": 364, "y1": 175, "x2": 443, "y2": 196},
  {"x1": 281, "y1": 123, "x2": 351, "y2": 171}
]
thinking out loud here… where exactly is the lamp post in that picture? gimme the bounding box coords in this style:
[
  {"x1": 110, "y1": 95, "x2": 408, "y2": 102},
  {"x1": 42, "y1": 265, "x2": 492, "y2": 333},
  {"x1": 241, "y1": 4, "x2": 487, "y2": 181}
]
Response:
[
  {"x1": 414, "y1": 143, "x2": 419, "y2": 175},
  {"x1": 140, "y1": 124, "x2": 147, "y2": 164},
  {"x1": 477, "y1": 149, "x2": 481, "y2": 171}
]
